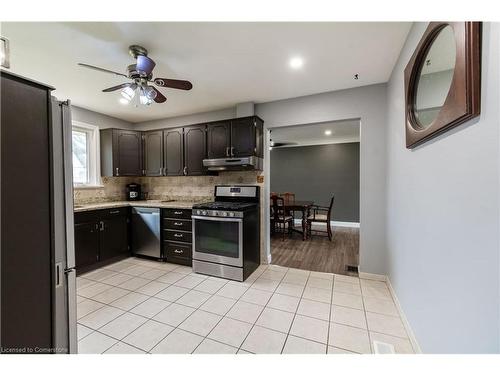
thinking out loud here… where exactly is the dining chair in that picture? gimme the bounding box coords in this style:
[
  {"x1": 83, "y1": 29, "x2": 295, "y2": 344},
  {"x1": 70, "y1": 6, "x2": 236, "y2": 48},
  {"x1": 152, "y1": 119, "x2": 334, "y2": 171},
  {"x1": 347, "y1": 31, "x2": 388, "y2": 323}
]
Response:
[
  {"x1": 281, "y1": 192, "x2": 296, "y2": 226},
  {"x1": 307, "y1": 195, "x2": 335, "y2": 241},
  {"x1": 272, "y1": 196, "x2": 293, "y2": 241}
]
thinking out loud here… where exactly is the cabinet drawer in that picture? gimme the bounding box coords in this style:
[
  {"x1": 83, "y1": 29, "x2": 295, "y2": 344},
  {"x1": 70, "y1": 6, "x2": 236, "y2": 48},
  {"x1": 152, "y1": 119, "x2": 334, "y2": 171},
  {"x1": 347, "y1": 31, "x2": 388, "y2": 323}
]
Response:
[
  {"x1": 99, "y1": 207, "x2": 129, "y2": 218},
  {"x1": 164, "y1": 241, "x2": 192, "y2": 260},
  {"x1": 163, "y1": 218, "x2": 192, "y2": 231},
  {"x1": 162, "y1": 208, "x2": 192, "y2": 220},
  {"x1": 164, "y1": 229, "x2": 192, "y2": 243}
]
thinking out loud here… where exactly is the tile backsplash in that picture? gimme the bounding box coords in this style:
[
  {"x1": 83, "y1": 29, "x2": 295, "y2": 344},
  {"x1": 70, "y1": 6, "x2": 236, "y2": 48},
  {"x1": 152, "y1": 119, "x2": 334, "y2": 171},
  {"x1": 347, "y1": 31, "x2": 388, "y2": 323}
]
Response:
[{"x1": 74, "y1": 171, "x2": 263, "y2": 204}]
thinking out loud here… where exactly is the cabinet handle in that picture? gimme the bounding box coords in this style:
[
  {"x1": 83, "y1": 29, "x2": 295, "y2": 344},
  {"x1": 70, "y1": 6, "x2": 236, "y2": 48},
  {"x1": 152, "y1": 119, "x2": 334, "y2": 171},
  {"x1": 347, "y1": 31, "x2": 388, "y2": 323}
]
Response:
[
  {"x1": 174, "y1": 211, "x2": 183, "y2": 215},
  {"x1": 115, "y1": 167, "x2": 119, "y2": 176},
  {"x1": 174, "y1": 233, "x2": 183, "y2": 238},
  {"x1": 174, "y1": 222, "x2": 183, "y2": 226},
  {"x1": 99, "y1": 221, "x2": 105, "y2": 231},
  {"x1": 174, "y1": 249, "x2": 183, "y2": 254},
  {"x1": 109, "y1": 210, "x2": 120, "y2": 214},
  {"x1": 226, "y1": 147, "x2": 229, "y2": 157},
  {"x1": 230, "y1": 146, "x2": 235, "y2": 157},
  {"x1": 183, "y1": 166, "x2": 187, "y2": 175}
]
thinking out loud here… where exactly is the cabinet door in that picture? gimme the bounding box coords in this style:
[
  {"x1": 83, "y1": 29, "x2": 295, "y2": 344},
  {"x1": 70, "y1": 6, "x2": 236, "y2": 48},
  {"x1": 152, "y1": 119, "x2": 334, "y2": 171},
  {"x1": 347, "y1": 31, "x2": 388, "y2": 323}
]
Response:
[
  {"x1": 99, "y1": 215, "x2": 129, "y2": 261},
  {"x1": 74, "y1": 221, "x2": 99, "y2": 269},
  {"x1": 184, "y1": 125, "x2": 207, "y2": 175},
  {"x1": 114, "y1": 130, "x2": 142, "y2": 176},
  {"x1": 164, "y1": 127, "x2": 184, "y2": 176},
  {"x1": 207, "y1": 121, "x2": 230, "y2": 159},
  {"x1": 144, "y1": 130, "x2": 163, "y2": 176},
  {"x1": 231, "y1": 117, "x2": 256, "y2": 157}
]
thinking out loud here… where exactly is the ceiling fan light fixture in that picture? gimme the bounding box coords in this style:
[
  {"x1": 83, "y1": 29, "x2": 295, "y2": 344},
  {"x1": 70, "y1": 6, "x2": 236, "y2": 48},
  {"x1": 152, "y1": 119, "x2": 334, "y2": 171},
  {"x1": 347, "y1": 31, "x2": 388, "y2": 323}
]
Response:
[
  {"x1": 121, "y1": 84, "x2": 137, "y2": 101},
  {"x1": 144, "y1": 86, "x2": 157, "y2": 100},
  {"x1": 139, "y1": 95, "x2": 152, "y2": 106}
]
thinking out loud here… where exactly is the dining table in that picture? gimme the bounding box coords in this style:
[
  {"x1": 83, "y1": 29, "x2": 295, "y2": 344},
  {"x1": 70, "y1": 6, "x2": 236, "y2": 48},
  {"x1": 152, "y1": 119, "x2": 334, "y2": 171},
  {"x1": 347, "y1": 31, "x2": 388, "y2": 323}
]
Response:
[{"x1": 271, "y1": 199, "x2": 314, "y2": 241}]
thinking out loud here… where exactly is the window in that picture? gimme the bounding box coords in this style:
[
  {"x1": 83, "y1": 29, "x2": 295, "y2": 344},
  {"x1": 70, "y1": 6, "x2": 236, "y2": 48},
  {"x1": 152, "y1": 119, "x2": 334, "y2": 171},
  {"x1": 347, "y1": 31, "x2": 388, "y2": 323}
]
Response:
[{"x1": 72, "y1": 121, "x2": 101, "y2": 187}]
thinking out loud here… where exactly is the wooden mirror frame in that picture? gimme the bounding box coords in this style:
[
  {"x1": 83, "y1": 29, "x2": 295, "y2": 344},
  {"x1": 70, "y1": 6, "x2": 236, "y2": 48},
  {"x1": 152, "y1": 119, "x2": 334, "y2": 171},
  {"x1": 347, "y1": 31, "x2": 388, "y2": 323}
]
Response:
[{"x1": 404, "y1": 22, "x2": 482, "y2": 149}]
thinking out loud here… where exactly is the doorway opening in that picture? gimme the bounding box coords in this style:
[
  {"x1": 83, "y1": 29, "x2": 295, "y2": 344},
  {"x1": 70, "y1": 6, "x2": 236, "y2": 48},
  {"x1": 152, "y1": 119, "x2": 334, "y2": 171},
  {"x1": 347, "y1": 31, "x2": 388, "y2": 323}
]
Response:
[{"x1": 267, "y1": 119, "x2": 360, "y2": 275}]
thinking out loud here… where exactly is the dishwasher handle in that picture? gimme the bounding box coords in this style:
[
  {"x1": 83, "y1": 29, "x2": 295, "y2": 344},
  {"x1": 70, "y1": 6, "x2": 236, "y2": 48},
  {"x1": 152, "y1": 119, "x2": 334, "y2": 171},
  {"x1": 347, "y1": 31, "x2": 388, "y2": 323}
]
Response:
[{"x1": 132, "y1": 207, "x2": 160, "y2": 215}]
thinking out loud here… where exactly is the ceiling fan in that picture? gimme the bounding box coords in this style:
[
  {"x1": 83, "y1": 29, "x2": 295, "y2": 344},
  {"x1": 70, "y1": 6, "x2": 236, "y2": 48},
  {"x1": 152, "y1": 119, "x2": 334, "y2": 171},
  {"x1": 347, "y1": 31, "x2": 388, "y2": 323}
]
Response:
[{"x1": 78, "y1": 45, "x2": 193, "y2": 106}]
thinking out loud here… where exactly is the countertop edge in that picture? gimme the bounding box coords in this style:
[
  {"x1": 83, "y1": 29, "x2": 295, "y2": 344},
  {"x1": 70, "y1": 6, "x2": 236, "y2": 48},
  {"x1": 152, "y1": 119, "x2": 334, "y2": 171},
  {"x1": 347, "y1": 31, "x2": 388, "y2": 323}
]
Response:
[{"x1": 74, "y1": 200, "x2": 202, "y2": 212}]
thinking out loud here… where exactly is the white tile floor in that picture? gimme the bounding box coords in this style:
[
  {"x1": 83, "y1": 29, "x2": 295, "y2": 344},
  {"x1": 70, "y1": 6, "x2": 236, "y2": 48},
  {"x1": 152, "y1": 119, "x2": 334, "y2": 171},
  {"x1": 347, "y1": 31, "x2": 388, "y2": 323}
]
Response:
[{"x1": 76, "y1": 257, "x2": 414, "y2": 354}]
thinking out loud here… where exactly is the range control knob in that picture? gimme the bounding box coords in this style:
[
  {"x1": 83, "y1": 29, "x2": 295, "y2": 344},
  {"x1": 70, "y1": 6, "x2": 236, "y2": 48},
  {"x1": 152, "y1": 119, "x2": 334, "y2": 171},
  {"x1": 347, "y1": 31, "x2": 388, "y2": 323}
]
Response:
[
  {"x1": 196, "y1": 210, "x2": 201, "y2": 215},
  {"x1": 222, "y1": 212, "x2": 228, "y2": 217},
  {"x1": 201, "y1": 211, "x2": 207, "y2": 216},
  {"x1": 229, "y1": 212, "x2": 235, "y2": 217}
]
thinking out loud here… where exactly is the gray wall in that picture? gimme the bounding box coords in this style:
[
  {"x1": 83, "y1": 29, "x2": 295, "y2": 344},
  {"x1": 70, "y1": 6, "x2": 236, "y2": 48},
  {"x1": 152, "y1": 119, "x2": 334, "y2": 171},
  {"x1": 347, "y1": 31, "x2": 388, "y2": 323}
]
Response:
[
  {"x1": 136, "y1": 107, "x2": 236, "y2": 131},
  {"x1": 71, "y1": 105, "x2": 133, "y2": 129},
  {"x1": 270, "y1": 143, "x2": 360, "y2": 222},
  {"x1": 257, "y1": 84, "x2": 388, "y2": 275},
  {"x1": 385, "y1": 22, "x2": 500, "y2": 353}
]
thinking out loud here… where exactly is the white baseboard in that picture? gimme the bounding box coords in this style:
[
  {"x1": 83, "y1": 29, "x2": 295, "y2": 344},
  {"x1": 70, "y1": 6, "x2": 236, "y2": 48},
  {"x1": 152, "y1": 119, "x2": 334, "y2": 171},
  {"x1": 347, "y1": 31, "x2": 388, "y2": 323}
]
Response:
[
  {"x1": 293, "y1": 219, "x2": 360, "y2": 228},
  {"x1": 358, "y1": 269, "x2": 421, "y2": 353},
  {"x1": 385, "y1": 276, "x2": 422, "y2": 354},
  {"x1": 358, "y1": 271, "x2": 387, "y2": 281}
]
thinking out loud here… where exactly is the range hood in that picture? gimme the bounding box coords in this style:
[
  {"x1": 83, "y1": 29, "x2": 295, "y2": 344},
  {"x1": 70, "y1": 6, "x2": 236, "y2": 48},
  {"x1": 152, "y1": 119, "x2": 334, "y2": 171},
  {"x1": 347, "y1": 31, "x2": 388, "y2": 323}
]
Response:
[{"x1": 203, "y1": 156, "x2": 263, "y2": 171}]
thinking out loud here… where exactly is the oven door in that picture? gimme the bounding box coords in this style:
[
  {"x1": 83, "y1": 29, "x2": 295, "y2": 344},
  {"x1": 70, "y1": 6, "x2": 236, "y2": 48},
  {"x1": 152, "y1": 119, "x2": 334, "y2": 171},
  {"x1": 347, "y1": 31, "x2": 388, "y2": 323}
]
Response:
[{"x1": 192, "y1": 215, "x2": 243, "y2": 267}]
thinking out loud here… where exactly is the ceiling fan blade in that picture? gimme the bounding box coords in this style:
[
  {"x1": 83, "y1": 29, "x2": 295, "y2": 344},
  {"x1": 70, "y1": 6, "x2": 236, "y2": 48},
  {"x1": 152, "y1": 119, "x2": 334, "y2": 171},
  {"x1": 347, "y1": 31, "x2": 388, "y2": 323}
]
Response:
[
  {"x1": 136, "y1": 55, "x2": 156, "y2": 75},
  {"x1": 153, "y1": 78, "x2": 193, "y2": 90},
  {"x1": 78, "y1": 63, "x2": 128, "y2": 78},
  {"x1": 151, "y1": 87, "x2": 167, "y2": 103},
  {"x1": 102, "y1": 83, "x2": 131, "y2": 92}
]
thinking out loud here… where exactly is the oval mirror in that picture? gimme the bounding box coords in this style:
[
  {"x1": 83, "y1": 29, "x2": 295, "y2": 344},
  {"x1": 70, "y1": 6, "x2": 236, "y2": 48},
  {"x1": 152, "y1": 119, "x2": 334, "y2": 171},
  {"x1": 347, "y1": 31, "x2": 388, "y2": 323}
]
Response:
[{"x1": 414, "y1": 25, "x2": 456, "y2": 129}]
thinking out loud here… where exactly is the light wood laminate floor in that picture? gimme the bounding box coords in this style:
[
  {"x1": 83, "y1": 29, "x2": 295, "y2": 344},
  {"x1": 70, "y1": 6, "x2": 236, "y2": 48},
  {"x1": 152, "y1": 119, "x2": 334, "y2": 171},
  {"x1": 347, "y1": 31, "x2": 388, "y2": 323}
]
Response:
[{"x1": 270, "y1": 226, "x2": 359, "y2": 275}]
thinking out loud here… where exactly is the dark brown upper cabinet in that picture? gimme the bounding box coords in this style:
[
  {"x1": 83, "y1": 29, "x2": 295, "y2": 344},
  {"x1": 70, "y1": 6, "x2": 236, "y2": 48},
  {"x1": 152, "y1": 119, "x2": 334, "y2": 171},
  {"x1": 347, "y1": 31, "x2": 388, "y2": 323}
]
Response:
[
  {"x1": 207, "y1": 121, "x2": 231, "y2": 159},
  {"x1": 164, "y1": 127, "x2": 184, "y2": 176},
  {"x1": 101, "y1": 129, "x2": 143, "y2": 176},
  {"x1": 206, "y1": 116, "x2": 264, "y2": 158},
  {"x1": 143, "y1": 130, "x2": 164, "y2": 176},
  {"x1": 184, "y1": 124, "x2": 207, "y2": 175},
  {"x1": 404, "y1": 22, "x2": 481, "y2": 148}
]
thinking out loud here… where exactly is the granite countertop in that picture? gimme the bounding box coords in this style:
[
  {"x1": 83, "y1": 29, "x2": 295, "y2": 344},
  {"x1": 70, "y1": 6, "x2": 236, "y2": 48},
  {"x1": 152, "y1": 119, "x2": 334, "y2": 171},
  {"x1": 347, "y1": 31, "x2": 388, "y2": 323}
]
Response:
[{"x1": 74, "y1": 200, "x2": 203, "y2": 212}]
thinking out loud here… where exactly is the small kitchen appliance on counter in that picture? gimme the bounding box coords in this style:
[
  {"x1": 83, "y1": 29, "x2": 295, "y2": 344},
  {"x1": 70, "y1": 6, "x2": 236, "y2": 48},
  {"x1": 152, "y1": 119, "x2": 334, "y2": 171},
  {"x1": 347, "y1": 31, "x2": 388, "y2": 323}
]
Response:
[
  {"x1": 126, "y1": 183, "x2": 141, "y2": 201},
  {"x1": 192, "y1": 185, "x2": 260, "y2": 281}
]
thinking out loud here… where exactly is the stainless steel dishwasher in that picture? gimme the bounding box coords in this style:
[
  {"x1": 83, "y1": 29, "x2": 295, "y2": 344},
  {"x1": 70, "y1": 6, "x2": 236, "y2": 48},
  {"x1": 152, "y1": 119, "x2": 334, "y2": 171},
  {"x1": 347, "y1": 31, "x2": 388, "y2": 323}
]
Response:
[{"x1": 131, "y1": 207, "x2": 161, "y2": 259}]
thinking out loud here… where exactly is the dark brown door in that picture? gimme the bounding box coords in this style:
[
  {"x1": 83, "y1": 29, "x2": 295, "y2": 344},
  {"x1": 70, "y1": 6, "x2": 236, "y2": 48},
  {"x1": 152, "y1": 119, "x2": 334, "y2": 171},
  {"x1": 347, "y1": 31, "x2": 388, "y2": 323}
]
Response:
[
  {"x1": 114, "y1": 130, "x2": 142, "y2": 176},
  {"x1": 74, "y1": 221, "x2": 99, "y2": 269},
  {"x1": 184, "y1": 125, "x2": 207, "y2": 175},
  {"x1": 231, "y1": 118, "x2": 256, "y2": 157},
  {"x1": 164, "y1": 127, "x2": 184, "y2": 176},
  {"x1": 99, "y1": 216, "x2": 129, "y2": 261},
  {"x1": 143, "y1": 130, "x2": 163, "y2": 176},
  {"x1": 207, "y1": 121, "x2": 230, "y2": 159}
]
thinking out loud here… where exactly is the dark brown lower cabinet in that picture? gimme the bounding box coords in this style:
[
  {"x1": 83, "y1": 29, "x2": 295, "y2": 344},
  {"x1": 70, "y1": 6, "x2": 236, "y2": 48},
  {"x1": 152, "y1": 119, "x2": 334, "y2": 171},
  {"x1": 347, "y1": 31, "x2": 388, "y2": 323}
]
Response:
[
  {"x1": 74, "y1": 208, "x2": 130, "y2": 273},
  {"x1": 74, "y1": 221, "x2": 99, "y2": 269},
  {"x1": 99, "y1": 215, "x2": 129, "y2": 261},
  {"x1": 162, "y1": 208, "x2": 193, "y2": 266}
]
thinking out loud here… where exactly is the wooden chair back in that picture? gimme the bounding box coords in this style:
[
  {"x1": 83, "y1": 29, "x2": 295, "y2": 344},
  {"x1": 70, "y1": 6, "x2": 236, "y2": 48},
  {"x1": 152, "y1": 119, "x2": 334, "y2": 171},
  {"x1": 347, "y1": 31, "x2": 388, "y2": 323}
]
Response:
[
  {"x1": 326, "y1": 196, "x2": 335, "y2": 221},
  {"x1": 281, "y1": 192, "x2": 295, "y2": 205},
  {"x1": 272, "y1": 196, "x2": 287, "y2": 219}
]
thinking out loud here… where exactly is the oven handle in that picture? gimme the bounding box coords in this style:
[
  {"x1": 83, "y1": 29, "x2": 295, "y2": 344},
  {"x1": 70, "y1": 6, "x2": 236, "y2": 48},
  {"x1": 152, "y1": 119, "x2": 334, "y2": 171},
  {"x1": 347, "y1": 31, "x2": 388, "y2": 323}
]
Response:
[{"x1": 192, "y1": 215, "x2": 243, "y2": 222}]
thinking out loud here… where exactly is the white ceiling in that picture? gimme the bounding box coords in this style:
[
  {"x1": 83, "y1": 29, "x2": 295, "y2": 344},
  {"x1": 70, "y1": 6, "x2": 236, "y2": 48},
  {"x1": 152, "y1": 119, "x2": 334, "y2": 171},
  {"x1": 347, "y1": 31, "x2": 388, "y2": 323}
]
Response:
[
  {"x1": 2, "y1": 22, "x2": 411, "y2": 123},
  {"x1": 270, "y1": 119, "x2": 360, "y2": 147}
]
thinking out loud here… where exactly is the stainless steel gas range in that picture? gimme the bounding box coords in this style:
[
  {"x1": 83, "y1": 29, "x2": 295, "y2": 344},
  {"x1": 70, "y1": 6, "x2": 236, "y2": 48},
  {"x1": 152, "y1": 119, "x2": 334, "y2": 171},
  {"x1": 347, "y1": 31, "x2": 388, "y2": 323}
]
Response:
[{"x1": 192, "y1": 185, "x2": 260, "y2": 281}]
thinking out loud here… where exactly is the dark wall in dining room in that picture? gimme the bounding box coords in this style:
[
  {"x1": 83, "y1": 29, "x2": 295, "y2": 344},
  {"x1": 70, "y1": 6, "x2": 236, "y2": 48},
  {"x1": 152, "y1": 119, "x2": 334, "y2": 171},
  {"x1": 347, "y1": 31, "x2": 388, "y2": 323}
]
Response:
[{"x1": 270, "y1": 142, "x2": 360, "y2": 222}]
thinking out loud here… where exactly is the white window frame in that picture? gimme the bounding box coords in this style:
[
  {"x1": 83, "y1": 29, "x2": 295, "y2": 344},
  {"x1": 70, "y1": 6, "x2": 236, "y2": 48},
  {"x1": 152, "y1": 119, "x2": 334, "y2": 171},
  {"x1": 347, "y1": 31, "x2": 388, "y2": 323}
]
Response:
[{"x1": 72, "y1": 121, "x2": 102, "y2": 188}]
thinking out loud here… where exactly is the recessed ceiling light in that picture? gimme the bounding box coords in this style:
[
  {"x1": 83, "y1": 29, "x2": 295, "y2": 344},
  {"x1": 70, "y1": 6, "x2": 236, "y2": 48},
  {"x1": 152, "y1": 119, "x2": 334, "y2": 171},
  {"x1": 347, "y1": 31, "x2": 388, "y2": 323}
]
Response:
[
  {"x1": 119, "y1": 98, "x2": 129, "y2": 105},
  {"x1": 325, "y1": 130, "x2": 332, "y2": 136},
  {"x1": 289, "y1": 57, "x2": 304, "y2": 69}
]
